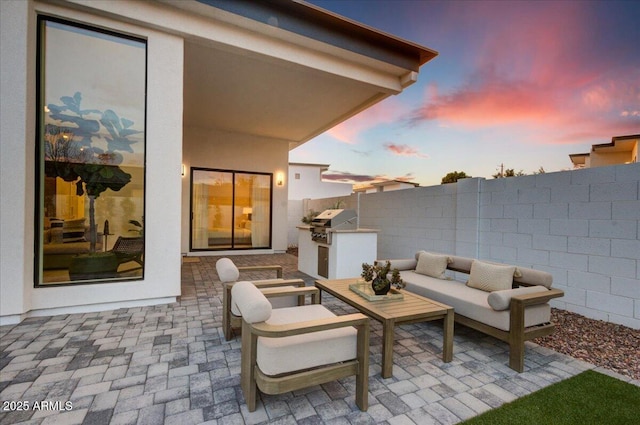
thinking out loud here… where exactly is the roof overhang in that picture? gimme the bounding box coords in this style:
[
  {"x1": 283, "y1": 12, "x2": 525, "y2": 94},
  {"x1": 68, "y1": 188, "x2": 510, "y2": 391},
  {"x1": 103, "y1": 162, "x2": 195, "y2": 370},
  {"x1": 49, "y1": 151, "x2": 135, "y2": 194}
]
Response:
[
  {"x1": 168, "y1": 0, "x2": 438, "y2": 149},
  {"x1": 54, "y1": 0, "x2": 438, "y2": 150},
  {"x1": 591, "y1": 134, "x2": 640, "y2": 153}
]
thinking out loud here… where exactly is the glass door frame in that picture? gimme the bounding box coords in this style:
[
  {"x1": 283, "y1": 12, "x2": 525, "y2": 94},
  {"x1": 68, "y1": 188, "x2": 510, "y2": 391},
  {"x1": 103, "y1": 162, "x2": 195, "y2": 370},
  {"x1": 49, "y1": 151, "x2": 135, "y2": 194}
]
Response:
[{"x1": 189, "y1": 167, "x2": 273, "y2": 251}]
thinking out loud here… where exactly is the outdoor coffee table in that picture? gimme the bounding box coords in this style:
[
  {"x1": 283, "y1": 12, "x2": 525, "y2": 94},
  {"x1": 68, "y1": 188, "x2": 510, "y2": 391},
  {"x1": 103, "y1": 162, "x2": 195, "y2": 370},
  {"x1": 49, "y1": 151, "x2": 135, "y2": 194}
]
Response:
[{"x1": 315, "y1": 277, "x2": 453, "y2": 378}]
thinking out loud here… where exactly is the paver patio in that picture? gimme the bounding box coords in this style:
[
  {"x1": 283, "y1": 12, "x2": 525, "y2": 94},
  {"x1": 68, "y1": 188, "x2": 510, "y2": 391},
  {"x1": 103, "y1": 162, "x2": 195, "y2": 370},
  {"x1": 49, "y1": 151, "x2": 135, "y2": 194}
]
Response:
[{"x1": 0, "y1": 254, "x2": 608, "y2": 424}]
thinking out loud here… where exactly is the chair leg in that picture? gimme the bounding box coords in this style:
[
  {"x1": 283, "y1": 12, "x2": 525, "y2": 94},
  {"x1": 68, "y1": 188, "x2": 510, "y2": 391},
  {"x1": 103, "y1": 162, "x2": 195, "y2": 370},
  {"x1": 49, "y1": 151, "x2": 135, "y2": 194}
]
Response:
[
  {"x1": 355, "y1": 320, "x2": 369, "y2": 411},
  {"x1": 509, "y1": 300, "x2": 526, "y2": 372},
  {"x1": 223, "y1": 283, "x2": 232, "y2": 340},
  {"x1": 240, "y1": 321, "x2": 258, "y2": 411}
]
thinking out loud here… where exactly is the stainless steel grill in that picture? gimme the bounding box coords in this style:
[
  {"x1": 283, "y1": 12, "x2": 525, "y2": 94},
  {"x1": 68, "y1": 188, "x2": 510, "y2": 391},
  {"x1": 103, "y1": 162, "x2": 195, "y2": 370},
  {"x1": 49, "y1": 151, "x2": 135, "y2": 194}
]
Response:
[{"x1": 310, "y1": 209, "x2": 357, "y2": 244}]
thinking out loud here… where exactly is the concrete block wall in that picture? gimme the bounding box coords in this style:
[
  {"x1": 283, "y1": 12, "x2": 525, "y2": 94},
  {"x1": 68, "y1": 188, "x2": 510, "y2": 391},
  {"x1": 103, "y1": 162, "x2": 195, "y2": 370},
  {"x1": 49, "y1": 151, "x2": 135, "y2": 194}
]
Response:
[
  {"x1": 300, "y1": 163, "x2": 639, "y2": 328},
  {"x1": 476, "y1": 164, "x2": 639, "y2": 328}
]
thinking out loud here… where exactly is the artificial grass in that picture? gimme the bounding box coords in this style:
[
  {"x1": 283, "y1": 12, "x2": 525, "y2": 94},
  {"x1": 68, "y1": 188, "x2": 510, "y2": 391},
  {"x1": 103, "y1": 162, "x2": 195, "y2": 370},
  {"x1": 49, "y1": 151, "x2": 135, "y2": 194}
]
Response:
[{"x1": 461, "y1": 370, "x2": 640, "y2": 425}]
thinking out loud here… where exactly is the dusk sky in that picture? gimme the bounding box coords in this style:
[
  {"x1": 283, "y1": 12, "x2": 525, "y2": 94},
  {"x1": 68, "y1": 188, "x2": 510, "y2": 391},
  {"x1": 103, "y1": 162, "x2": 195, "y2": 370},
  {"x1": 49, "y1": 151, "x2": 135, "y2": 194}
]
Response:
[{"x1": 290, "y1": 0, "x2": 640, "y2": 186}]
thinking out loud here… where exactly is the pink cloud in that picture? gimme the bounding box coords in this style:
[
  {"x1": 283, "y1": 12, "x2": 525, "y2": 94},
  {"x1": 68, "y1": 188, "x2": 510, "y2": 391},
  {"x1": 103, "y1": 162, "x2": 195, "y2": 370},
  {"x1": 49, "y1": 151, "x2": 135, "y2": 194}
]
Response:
[
  {"x1": 328, "y1": 97, "x2": 409, "y2": 144},
  {"x1": 384, "y1": 143, "x2": 429, "y2": 158},
  {"x1": 322, "y1": 170, "x2": 417, "y2": 185},
  {"x1": 411, "y1": 1, "x2": 640, "y2": 145}
]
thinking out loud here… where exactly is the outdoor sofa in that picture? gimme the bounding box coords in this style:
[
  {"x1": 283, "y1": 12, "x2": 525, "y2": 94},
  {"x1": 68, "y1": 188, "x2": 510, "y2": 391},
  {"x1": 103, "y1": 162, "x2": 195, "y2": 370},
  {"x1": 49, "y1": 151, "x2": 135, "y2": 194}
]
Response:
[{"x1": 377, "y1": 251, "x2": 564, "y2": 372}]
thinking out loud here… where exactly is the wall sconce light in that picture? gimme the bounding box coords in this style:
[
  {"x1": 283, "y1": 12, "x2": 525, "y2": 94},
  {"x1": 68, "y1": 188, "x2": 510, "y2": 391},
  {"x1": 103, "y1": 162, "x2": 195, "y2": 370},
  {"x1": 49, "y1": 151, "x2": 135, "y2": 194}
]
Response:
[
  {"x1": 276, "y1": 172, "x2": 284, "y2": 186},
  {"x1": 181, "y1": 164, "x2": 186, "y2": 177}
]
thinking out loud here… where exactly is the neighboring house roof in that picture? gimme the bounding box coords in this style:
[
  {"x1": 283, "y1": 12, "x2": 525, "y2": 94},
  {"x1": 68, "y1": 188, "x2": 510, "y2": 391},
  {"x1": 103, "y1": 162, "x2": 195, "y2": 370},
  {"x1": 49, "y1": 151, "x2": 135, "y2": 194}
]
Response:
[
  {"x1": 353, "y1": 179, "x2": 419, "y2": 193},
  {"x1": 569, "y1": 134, "x2": 639, "y2": 168},
  {"x1": 289, "y1": 162, "x2": 353, "y2": 200}
]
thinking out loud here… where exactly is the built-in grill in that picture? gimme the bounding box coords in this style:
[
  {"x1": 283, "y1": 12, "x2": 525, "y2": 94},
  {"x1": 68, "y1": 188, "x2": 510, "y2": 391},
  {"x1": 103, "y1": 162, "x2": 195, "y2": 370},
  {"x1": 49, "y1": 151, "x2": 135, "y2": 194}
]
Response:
[{"x1": 310, "y1": 209, "x2": 357, "y2": 245}]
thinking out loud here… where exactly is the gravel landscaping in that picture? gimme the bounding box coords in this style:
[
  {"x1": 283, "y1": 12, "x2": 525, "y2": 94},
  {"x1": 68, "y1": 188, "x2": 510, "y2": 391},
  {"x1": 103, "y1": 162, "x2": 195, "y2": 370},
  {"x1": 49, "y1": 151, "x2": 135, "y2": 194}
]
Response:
[{"x1": 535, "y1": 308, "x2": 640, "y2": 381}]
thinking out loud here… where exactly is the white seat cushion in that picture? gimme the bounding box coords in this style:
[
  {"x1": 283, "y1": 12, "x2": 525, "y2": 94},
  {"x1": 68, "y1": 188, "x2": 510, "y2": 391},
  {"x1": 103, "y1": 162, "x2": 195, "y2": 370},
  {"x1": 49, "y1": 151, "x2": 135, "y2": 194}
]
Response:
[
  {"x1": 257, "y1": 304, "x2": 357, "y2": 376},
  {"x1": 402, "y1": 271, "x2": 550, "y2": 331}
]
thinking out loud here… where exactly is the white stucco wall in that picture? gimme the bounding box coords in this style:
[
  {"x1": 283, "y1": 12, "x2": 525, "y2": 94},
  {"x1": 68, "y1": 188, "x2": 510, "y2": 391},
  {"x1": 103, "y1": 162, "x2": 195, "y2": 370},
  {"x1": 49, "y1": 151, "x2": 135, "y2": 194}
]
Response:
[
  {"x1": 1, "y1": 0, "x2": 35, "y2": 320},
  {"x1": 182, "y1": 127, "x2": 290, "y2": 254},
  {"x1": 0, "y1": 1, "x2": 183, "y2": 324},
  {"x1": 288, "y1": 164, "x2": 353, "y2": 200}
]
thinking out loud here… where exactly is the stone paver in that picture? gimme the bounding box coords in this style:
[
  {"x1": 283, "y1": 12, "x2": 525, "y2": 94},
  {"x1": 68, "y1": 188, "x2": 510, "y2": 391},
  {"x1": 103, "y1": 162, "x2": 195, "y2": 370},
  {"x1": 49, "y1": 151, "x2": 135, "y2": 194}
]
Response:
[{"x1": 0, "y1": 253, "x2": 625, "y2": 424}]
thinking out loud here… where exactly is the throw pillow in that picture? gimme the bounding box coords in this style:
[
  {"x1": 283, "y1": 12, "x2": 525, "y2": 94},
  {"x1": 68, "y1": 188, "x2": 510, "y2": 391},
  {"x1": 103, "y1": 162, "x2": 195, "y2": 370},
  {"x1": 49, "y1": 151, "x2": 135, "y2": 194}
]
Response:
[
  {"x1": 415, "y1": 252, "x2": 450, "y2": 279},
  {"x1": 63, "y1": 218, "x2": 86, "y2": 243},
  {"x1": 467, "y1": 260, "x2": 516, "y2": 292}
]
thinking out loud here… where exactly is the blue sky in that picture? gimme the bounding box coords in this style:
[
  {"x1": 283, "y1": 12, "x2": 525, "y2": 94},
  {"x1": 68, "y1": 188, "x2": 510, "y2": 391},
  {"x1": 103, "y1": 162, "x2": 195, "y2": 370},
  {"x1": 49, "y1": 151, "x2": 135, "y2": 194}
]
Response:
[{"x1": 290, "y1": 0, "x2": 640, "y2": 186}]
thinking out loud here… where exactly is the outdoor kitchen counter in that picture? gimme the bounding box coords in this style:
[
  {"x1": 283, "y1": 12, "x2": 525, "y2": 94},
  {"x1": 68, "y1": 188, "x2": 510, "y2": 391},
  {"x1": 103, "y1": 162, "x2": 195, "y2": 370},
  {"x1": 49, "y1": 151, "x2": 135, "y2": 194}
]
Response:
[
  {"x1": 297, "y1": 226, "x2": 378, "y2": 280},
  {"x1": 296, "y1": 225, "x2": 379, "y2": 232}
]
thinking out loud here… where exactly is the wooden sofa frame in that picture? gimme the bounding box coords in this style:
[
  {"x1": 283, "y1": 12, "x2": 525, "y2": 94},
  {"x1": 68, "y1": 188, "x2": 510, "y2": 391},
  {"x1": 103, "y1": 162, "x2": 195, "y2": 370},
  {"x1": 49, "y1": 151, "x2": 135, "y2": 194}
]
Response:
[
  {"x1": 445, "y1": 263, "x2": 564, "y2": 372},
  {"x1": 240, "y1": 286, "x2": 370, "y2": 411}
]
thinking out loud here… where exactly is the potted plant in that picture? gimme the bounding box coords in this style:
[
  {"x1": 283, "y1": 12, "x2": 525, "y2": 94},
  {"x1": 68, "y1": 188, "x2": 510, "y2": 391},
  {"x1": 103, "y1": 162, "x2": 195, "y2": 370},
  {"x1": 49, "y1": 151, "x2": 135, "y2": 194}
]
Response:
[
  {"x1": 44, "y1": 92, "x2": 141, "y2": 280},
  {"x1": 361, "y1": 261, "x2": 404, "y2": 295}
]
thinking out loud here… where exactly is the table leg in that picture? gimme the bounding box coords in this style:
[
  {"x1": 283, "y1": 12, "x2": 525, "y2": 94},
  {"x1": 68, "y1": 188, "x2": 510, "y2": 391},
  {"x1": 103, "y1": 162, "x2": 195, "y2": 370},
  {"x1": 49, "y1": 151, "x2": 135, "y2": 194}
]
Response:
[
  {"x1": 442, "y1": 308, "x2": 454, "y2": 363},
  {"x1": 381, "y1": 320, "x2": 395, "y2": 378}
]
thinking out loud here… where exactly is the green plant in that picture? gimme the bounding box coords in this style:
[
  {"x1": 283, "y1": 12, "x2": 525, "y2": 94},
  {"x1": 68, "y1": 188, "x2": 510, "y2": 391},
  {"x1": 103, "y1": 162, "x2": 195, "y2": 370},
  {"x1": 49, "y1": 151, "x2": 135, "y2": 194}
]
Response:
[
  {"x1": 328, "y1": 199, "x2": 345, "y2": 209},
  {"x1": 44, "y1": 92, "x2": 141, "y2": 252},
  {"x1": 361, "y1": 261, "x2": 404, "y2": 291},
  {"x1": 301, "y1": 209, "x2": 320, "y2": 224}
]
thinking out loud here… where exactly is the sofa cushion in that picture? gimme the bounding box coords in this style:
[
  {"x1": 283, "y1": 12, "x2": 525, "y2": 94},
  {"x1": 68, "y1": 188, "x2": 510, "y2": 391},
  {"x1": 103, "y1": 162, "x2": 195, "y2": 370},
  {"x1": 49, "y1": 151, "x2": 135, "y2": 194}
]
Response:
[
  {"x1": 401, "y1": 271, "x2": 550, "y2": 331},
  {"x1": 415, "y1": 252, "x2": 450, "y2": 279},
  {"x1": 381, "y1": 258, "x2": 417, "y2": 271},
  {"x1": 467, "y1": 260, "x2": 515, "y2": 292},
  {"x1": 257, "y1": 304, "x2": 357, "y2": 376},
  {"x1": 487, "y1": 285, "x2": 549, "y2": 310},
  {"x1": 514, "y1": 268, "x2": 553, "y2": 289}
]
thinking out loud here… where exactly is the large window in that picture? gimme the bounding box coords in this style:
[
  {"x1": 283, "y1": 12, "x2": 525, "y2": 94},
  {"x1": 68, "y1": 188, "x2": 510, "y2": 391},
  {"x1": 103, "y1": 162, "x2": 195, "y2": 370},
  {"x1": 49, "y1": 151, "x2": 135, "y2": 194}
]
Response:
[
  {"x1": 35, "y1": 17, "x2": 146, "y2": 285},
  {"x1": 191, "y1": 169, "x2": 272, "y2": 250}
]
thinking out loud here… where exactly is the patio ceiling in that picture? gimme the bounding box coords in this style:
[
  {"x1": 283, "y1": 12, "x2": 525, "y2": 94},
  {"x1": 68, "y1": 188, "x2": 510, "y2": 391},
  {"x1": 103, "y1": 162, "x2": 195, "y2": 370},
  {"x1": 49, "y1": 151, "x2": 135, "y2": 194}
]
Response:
[{"x1": 183, "y1": 39, "x2": 396, "y2": 150}]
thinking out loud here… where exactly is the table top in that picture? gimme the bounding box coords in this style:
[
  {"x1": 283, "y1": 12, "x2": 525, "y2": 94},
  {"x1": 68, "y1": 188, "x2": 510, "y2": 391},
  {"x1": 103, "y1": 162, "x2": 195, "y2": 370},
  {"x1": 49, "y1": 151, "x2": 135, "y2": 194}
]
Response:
[{"x1": 315, "y1": 278, "x2": 452, "y2": 322}]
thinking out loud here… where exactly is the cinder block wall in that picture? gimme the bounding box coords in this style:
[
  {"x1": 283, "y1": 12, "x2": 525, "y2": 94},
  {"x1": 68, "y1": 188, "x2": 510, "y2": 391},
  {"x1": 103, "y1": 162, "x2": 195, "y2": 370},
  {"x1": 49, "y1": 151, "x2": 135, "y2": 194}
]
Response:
[{"x1": 300, "y1": 164, "x2": 639, "y2": 328}]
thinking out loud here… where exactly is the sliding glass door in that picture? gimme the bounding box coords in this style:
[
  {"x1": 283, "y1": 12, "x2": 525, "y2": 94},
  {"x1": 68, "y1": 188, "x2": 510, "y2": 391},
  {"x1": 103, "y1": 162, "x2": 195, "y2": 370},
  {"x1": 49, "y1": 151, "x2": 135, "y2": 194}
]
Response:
[{"x1": 190, "y1": 168, "x2": 272, "y2": 250}]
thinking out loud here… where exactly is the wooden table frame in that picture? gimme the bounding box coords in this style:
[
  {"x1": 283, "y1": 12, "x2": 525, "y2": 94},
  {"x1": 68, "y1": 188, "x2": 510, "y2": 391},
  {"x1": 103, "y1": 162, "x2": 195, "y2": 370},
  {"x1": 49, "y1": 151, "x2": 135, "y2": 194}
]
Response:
[{"x1": 315, "y1": 278, "x2": 453, "y2": 378}]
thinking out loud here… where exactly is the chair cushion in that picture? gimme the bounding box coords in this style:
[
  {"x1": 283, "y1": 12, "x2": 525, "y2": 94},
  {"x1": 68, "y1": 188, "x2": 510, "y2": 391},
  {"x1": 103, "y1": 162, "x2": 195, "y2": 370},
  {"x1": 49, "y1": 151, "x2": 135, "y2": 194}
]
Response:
[
  {"x1": 231, "y1": 281, "x2": 272, "y2": 323},
  {"x1": 231, "y1": 284, "x2": 297, "y2": 316},
  {"x1": 216, "y1": 258, "x2": 240, "y2": 283},
  {"x1": 467, "y1": 260, "x2": 515, "y2": 292},
  {"x1": 257, "y1": 304, "x2": 357, "y2": 376}
]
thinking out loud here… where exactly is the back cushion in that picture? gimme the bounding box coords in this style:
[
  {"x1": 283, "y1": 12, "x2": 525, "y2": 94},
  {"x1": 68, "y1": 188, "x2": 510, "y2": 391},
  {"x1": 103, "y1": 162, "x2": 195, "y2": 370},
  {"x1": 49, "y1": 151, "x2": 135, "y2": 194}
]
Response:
[
  {"x1": 231, "y1": 281, "x2": 272, "y2": 323},
  {"x1": 216, "y1": 257, "x2": 240, "y2": 283},
  {"x1": 467, "y1": 260, "x2": 515, "y2": 292},
  {"x1": 415, "y1": 252, "x2": 450, "y2": 279}
]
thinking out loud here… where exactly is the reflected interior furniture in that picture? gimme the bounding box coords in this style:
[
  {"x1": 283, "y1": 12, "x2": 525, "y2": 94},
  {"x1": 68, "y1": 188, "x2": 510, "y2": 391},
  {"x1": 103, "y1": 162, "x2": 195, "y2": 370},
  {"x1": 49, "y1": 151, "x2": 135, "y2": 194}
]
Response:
[
  {"x1": 42, "y1": 219, "x2": 103, "y2": 269},
  {"x1": 109, "y1": 236, "x2": 144, "y2": 267},
  {"x1": 232, "y1": 281, "x2": 369, "y2": 412},
  {"x1": 315, "y1": 277, "x2": 453, "y2": 379},
  {"x1": 216, "y1": 258, "x2": 306, "y2": 340}
]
